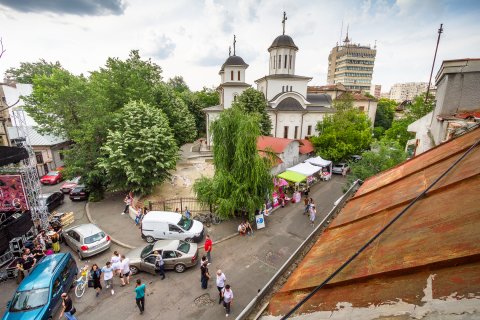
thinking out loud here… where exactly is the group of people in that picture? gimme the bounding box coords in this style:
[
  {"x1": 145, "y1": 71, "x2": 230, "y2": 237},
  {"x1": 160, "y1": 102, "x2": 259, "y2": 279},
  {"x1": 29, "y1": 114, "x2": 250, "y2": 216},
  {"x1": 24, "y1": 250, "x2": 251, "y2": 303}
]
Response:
[
  {"x1": 303, "y1": 197, "x2": 317, "y2": 226},
  {"x1": 238, "y1": 220, "x2": 254, "y2": 236},
  {"x1": 88, "y1": 251, "x2": 132, "y2": 297}
]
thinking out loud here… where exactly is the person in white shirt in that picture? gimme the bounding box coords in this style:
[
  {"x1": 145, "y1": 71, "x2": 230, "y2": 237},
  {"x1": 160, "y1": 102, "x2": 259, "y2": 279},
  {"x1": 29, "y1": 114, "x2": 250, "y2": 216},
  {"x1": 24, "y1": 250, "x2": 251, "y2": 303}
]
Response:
[
  {"x1": 111, "y1": 251, "x2": 122, "y2": 276},
  {"x1": 222, "y1": 284, "x2": 234, "y2": 317},
  {"x1": 216, "y1": 270, "x2": 227, "y2": 304},
  {"x1": 120, "y1": 254, "x2": 130, "y2": 286},
  {"x1": 101, "y1": 262, "x2": 115, "y2": 295}
]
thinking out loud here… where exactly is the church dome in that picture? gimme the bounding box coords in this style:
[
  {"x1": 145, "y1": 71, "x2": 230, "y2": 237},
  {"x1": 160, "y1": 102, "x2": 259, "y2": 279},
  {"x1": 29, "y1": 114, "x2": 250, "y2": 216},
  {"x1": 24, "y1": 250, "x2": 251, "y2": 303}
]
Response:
[
  {"x1": 268, "y1": 35, "x2": 298, "y2": 51},
  {"x1": 220, "y1": 55, "x2": 248, "y2": 71}
]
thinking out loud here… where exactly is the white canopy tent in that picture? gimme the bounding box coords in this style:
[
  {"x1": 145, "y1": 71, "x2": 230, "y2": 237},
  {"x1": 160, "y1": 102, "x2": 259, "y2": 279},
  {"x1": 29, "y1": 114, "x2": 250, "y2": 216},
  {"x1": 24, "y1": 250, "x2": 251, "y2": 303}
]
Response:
[
  {"x1": 305, "y1": 156, "x2": 333, "y2": 181},
  {"x1": 286, "y1": 162, "x2": 321, "y2": 177}
]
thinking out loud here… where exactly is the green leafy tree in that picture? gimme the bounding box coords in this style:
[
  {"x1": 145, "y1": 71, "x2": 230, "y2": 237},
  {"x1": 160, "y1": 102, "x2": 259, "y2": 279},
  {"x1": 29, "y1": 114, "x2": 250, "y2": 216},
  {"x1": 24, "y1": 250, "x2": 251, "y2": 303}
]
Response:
[
  {"x1": 155, "y1": 84, "x2": 197, "y2": 145},
  {"x1": 374, "y1": 98, "x2": 397, "y2": 130},
  {"x1": 183, "y1": 87, "x2": 220, "y2": 135},
  {"x1": 333, "y1": 92, "x2": 354, "y2": 111},
  {"x1": 98, "y1": 101, "x2": 178, "y2": 194},
  {"x1": 383, "y1": 118, "x2": 413, "y2": 146},
  {"x1": 405, "y1": 93, "x2": 435, "y2": 120},
  {"x1": 168, "y1": 76, "x2": 190, "y2": 93},
  {"x1": 193, "y1": 108, "x2": 273, "y2": 220},
  {"x1": 5, "y1": 59, "x2": 63, "y2": 83},
  {"x1": 311, "y1": 108, "x2": 372, "y2": 163},
  {"x1": 348, "y1": 139, "x2": 407, "y2": 182},
  {"x1": 231, "y1": 88, "x2": 272, "y2": 136}
]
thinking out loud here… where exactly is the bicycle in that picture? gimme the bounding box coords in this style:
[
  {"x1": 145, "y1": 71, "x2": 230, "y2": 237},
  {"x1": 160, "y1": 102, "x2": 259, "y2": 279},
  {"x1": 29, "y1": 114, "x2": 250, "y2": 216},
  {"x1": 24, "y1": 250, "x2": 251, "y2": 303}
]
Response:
[
  {"x1": 193, "y1": 212, "x2": 222, "y2": 227},
  {"x1": 74, "y1": 265, "x2": 89, "y2": 298}
]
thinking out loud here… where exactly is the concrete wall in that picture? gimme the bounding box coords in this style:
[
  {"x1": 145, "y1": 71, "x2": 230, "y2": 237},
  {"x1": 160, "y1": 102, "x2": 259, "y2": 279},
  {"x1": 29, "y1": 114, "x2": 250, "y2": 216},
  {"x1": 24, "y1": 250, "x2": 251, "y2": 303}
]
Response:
[
  {"x1": 206, "y1": 112, "x2": 221, "y2": 146},
  {"x1": 269, "y1": 111, "x2": 326, "y2": 139},
  {"x1": 352, "y1": 100, "x2": 377, "y2": 125},
  {"x1": 262, "y1": 79, "x2": 309, "y2": 101},
  {"x1": 279, "y1": 141, "x2": 300, "y2": 168},
  {"x1": 223, "y1": 86, "x2": 246, "y2": 109},
  {"x1": 407, "y1": 112, "x2": 434, "y2": 156},
  {"x1": 269, "y1": 48, "x2": 297, "y2": 75}
]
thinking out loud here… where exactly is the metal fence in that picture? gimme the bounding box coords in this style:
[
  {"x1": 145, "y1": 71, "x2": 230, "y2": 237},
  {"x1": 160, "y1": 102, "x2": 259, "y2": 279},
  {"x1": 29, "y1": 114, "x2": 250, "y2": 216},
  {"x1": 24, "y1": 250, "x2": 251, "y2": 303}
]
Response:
[{"x1": 147, "y1": 197, "x2": 210, "y2": 214}]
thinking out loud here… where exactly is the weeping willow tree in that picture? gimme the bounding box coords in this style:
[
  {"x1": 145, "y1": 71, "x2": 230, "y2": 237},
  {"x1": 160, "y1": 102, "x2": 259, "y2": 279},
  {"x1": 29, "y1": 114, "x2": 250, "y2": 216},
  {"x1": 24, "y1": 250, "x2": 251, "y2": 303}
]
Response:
[{"x1": 193, "y1": 108, "x2": 273, "y2": 220}]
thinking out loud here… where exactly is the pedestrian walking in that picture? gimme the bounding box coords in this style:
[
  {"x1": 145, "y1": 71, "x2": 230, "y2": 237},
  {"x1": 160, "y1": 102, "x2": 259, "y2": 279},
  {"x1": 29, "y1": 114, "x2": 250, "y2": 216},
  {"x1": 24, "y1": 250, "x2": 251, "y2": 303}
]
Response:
[
  {"x1": 135, "y1": 207, "x2": 143, "y2": 226},
  {"x1": 154, "y1": 251, "x2": 165, "y2": 280},
  {"x1": 135, "y1": 279, "x2": 146, "y2": 315},
  {"x1": 204, "y1": 234, "x2": 213, "y2": 263},
  {"x1": 111, "y1": 251, "x2": 122, "y2": 277},
  {"x1": 123, "y1": 194, "x2": 132, "y2": 215},
  {"x1": 303, "y1": 197, "x2": 309, "y2": 215},
  {"x1": 309, "y1": 200, "x2": 316, "y2": 227},
  {"x1": 216, "y1": 270, "x2": 226, "y2": 304},
  {"x1": 59, "y1": 293, "x2": 76, "y2": 320},
  {"x1": 101, "y1": 261, "x2": 115, "y2": 295},
  {"x1": 120, "y1": 255, "x2": 131, "y2": 286},
  {"x1": 221, "y1": 284, "x2": 234, "y2": 317},
  {"x1": 90, "y1": 264, "x2": 103, "y2": 297},
  {"x1": 200, "y1": 256, "x2": 210, "y2": 289},
  {"x1": 50, "y1": 231, "x2": 61, "y2": 253},
  {"x1": 184, "y1": 207, "x2": 191, "y2": 220}
]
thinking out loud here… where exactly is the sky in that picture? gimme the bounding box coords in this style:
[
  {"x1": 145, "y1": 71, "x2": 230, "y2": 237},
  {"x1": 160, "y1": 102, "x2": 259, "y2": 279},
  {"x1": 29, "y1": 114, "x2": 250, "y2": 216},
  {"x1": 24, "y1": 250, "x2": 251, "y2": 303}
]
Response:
[{"x1": 0, "y1": 0, "x2": 479, "y2": 92}]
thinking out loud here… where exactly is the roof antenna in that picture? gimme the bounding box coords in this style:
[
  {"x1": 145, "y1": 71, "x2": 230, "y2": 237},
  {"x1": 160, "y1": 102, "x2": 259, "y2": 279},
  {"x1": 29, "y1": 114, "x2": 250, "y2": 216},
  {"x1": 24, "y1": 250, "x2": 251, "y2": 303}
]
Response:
[
  {"x1": 282, "y1": 11, "x2": 287, "y2": 35},
  {"x1": 233, "y1": 35, "x2": 236, "y2": 56},
  {"x1": 425, "y1": 23, "x2": 444, "y2": 104},
  {"x1": 344, "y1": 24, "x2": 350, "y2": 44}
]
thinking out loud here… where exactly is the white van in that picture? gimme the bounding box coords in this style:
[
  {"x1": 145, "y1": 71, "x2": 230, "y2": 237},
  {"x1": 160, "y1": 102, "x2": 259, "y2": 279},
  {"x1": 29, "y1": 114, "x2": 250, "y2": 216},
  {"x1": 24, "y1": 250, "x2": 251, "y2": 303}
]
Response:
[{"x1": 141, "y1": 211, "x2": 204, "y2": 243}]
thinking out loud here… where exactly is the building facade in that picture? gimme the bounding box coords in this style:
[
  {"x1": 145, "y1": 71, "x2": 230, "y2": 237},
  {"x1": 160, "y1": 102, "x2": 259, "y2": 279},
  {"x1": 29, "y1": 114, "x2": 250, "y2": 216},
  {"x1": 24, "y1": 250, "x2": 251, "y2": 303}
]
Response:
[
  {"x1": 389, "y1": 82, "x2": 429, "y2": 102},
  {"x1": 326, "y1": 32, "x2": 376, "y2": 92},
  {"x1": 369, "y1": 84, "x2": 381, "y2": 98}
]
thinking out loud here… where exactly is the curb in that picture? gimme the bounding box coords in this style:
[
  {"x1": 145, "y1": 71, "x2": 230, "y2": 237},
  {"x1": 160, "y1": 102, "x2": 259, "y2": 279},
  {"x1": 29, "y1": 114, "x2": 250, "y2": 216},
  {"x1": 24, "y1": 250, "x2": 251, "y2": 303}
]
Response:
[{"x1": 85, "y1": 202, "x2": 135, "y2": 249}]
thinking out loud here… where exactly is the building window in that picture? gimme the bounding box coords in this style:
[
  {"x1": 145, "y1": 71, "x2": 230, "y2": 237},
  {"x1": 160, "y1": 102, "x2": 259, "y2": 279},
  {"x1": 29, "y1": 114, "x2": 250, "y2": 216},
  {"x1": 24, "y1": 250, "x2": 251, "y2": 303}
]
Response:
[
  {"x1": 283, "y1": 126, "x2": 289, "y2": 138},
  {"x1": 273, "y1": 56, "x2": 276, "y2": 69},
  {"x1": 278, "y1": 55, "x2": 281, "y2": 69},
  {"x1": 234, "y1": 94, "x2": 238, "y2": 101},
  {"x1": 230, "y1": 71, "x2": 233, "y2": 81},
  {"x1": 294, "y1": 126, "x2": 299, "y2": 139},
  {"x1": 238, "y1": 71, "x2": 240, "y2": 81},
  {"x1": 358, "y1": 106, "x2": 365, "y2": 111},
  {"x1": 35, "y1": 152, "x2": 44, "y2": 164},
  {"x1": 289, "y1": 55, "x2": 292, "y2": 69},
  {"x1": 284, "y1": 55, "x2": 287, "y2": 68},
  {"x1": 290, "y1": 86, "x2": 292, "y2": 92},
  {"x1": 307, "y1": 125, "x2": 312, "y2": 136}
]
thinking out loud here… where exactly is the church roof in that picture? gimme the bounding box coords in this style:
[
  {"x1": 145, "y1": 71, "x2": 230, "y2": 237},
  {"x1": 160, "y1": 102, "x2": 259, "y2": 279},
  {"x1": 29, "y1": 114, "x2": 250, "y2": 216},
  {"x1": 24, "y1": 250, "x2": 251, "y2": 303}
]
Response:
[
  {"x1": 255, "y1": 74, "x2": 312, "y2": 83},
  {"x1": 219, "y1": 82, "x2": 251, "y2": 87},
  {"x1": 268, "y1": 35, "x2": 298, "y2": 51},
  {"x1": 306, "y1": 93, "x2": 332, "y2": 106},
  {"x1": 220, "y1": 55, "x2": 248, "y2": 71},
  {"x1": 276, "y1": 97, "x2": 304, "y2": 111}
]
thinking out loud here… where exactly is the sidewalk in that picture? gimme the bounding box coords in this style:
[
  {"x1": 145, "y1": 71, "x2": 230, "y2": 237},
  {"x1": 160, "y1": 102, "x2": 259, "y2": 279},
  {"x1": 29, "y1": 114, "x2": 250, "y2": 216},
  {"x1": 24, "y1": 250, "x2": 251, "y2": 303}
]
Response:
[{"x1": 86, "y1": 176, "x2": 347, "y2": 251}]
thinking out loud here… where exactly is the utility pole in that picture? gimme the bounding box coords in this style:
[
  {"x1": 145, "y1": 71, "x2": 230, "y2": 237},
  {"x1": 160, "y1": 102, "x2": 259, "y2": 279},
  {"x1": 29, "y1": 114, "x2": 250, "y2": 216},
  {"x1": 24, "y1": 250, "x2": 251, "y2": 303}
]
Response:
[{"x1": 425, "y1": 24, "x2": 443, "y2": 105}]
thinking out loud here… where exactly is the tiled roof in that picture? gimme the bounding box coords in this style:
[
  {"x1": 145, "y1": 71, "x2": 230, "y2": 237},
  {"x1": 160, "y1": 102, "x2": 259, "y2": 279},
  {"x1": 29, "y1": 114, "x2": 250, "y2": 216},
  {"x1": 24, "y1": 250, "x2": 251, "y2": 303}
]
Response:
[
  {"x1": 7, "y1": 126, "x2": 68, "y2": 146},
  {"x1": 307, "y1": 83, "x2": 346, "y2": 93},
  {"x1": 338, "y1": 91, "x2": 376, "y2": 101},
  {"x1": 258, "y1": 151, "x2": 283, "y2": 167},
  {"x1": 298, "y1": 139, "x2": 314, "y2": 154},
  {"x1": 257, "y1": 136, "x2": 297, "y2": 154},
  {"x1": 266, "y1": 127, "x2": 480, "y2": 317}
]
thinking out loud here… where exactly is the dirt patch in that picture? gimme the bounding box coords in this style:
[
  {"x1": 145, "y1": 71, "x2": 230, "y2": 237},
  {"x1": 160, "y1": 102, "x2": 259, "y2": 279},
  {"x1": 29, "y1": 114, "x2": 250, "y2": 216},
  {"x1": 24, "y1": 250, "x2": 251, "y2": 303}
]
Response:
[{"x1": 194, "y1": 293, "x2": 216, "y2": 307}]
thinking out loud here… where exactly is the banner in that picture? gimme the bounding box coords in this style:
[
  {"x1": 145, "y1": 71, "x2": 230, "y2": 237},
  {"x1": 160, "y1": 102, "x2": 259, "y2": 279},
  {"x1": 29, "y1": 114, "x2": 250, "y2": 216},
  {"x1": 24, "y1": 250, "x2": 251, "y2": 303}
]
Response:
[{"x1": 0, "y1": 175, "x2": 29, "y2": 212}]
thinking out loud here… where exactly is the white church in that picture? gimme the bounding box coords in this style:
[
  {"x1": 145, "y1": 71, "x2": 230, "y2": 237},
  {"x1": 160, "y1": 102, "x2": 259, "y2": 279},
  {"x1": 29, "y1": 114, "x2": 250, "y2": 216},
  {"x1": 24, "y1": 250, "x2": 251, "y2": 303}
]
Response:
[{"x1": 204, "y1": 15, "x2": 367, "y2": 146}]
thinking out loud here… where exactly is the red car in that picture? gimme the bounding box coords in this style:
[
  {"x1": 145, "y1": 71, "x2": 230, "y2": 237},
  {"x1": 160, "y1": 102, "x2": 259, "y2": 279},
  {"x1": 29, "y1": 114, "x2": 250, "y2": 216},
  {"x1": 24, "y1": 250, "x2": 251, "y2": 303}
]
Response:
[
  {"x1": 60, "y1": 176, "x2": 82, "y2": 193},
  {"x1": 40, "y1": 170, "x2": 63, "y2": 185}
]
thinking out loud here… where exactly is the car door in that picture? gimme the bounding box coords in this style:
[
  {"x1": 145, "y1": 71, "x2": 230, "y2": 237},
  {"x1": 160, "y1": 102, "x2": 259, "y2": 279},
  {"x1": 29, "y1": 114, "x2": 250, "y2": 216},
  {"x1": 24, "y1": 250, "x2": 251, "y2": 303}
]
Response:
[
  {"x1": 168, "y1": 224, "x2": 183, "y2": 240},
  {"x1": 48, "y1": 275, "x2": 62, "y2": 316},
  {"x1": 162, "y1": 250, "x2": 178, "y2": 269},
  {"x1": 141, "y1": 255, "x2": 157, "y2": 274},
  {"x1": 65, "y1": 230, "x2": 80, "y2": 251}
]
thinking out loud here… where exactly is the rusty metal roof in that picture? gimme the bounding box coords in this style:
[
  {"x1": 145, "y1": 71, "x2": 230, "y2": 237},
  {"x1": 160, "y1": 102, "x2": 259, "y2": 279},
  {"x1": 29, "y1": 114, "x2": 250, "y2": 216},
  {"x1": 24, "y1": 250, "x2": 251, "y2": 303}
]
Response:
[{"x1": 266, "y1": 127, "x2": 480, "y2": 317}]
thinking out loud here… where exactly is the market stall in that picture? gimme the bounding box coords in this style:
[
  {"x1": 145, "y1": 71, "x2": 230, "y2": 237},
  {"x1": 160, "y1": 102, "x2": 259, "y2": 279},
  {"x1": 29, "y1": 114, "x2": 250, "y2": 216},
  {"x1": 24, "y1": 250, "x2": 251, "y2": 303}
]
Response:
[
  {"x1": 305, "y1": 156, "x2": 333, "y2": 181},
  {"x1": 274, "y1": 171, "x2": 307, "y2": 207}
]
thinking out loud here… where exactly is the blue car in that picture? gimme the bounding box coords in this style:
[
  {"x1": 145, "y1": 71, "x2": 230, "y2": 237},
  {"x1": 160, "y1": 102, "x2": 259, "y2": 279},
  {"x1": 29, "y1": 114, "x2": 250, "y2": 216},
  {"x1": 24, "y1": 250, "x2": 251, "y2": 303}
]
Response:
[{"x1": 3, "y1": 253, "x2": 77, "y2": 320}]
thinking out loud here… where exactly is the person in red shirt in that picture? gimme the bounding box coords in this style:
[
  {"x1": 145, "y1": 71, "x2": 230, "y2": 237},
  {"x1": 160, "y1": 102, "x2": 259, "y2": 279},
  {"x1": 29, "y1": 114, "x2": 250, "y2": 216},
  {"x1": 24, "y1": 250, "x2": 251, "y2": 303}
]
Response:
[{"x1": 204, "y1": 234, "x2": 213, "y2": 263}]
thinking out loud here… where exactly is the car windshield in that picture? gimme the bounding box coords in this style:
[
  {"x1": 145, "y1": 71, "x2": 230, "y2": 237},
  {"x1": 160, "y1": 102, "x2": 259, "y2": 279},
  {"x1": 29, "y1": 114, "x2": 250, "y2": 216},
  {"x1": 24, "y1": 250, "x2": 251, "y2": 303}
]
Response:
[
  {"x1": 72, "y1": 187, "x2": 83, "y2": 193},
  {"x1": 9, "y1": 288, "x2": 49, "y2": 312},
  {"x1": 140, "y1": 244, "x2": 154, "y2": 258},
  {"x1": 84, "y1": 232, "x2": 105, "y2": 244},
  {"x1": 177, "y1": 241, "x2": 190, "y2": 254},
  {"x1": 177, "y1": 217, "x2": 193, "y2": 230},
  {"x1": 46, "y1": 171, "x2": 58, "y2": 176}
]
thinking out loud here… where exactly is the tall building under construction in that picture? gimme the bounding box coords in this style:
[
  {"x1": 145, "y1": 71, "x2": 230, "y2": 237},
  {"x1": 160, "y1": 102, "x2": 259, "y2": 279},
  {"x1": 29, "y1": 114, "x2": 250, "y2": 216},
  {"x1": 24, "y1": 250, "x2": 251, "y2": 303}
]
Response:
[{"x1": 327, "y1": 30, "x2": 377, "y2": 92}]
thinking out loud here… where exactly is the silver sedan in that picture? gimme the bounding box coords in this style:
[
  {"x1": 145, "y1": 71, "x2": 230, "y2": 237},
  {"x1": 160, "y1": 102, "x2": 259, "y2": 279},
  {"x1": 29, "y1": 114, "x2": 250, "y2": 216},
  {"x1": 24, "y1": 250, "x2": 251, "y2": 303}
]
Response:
[{"x1": 63, "y1": 224, "x2": 111, "y2": 260}]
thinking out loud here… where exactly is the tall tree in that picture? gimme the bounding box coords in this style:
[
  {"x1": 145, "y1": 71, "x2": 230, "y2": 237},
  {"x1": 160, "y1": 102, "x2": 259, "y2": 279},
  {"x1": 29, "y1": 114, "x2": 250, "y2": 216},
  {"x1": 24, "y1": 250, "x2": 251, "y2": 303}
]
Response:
[
  {"x1": 231, "y1": 88, "x2": 272, "y2": 136},
  {"x1": 374, "y1": 98, "x2": 397, "y2": 130},
  {"x1": 193, "y1": 107, "x2": 273, "y2": 220},
  {"x1": 180, "y1": 87, "x2": 219, "y2": 135},
  {"x1": 383, "y1": 118, "x2": 413, "y2": 147},
  {"x1": 168, "y1": 76, "x2": 190, "y2": 93},
  {"x1": 333, "y1": 92, "x2": 354, "y2": 111},
  {"x1": 405, "y1": 93, "x2": 435, "y2": 120},
  {"x1": 311, "y1": 108, "x2": 372, "y2": 163},
  {"x1": 98, "y1": 101, "x2": 178, "y2": 194},
  {"x1": 4, "y1": 59, "x2": 63, "y2": 83}
]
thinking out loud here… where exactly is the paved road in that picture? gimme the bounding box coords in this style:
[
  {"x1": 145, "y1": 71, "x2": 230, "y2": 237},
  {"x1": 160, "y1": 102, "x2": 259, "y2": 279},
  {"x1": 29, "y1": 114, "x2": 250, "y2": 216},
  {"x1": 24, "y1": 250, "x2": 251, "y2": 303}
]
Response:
[{"x1": 0, "y1": 176, "x2": 347, "y2": 319}]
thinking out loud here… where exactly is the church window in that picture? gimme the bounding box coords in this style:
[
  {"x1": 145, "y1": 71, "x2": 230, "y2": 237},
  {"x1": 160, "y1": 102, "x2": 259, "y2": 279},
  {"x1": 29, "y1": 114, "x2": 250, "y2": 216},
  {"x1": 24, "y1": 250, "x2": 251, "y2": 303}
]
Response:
[
  {"x1": 238, "y1": 71, "x2": 240, "y2": 81},
  {"x1": 230, "y1": 71, "x2": 233, "y2": 81},
  {"x1": 282, "y1": 86, "x2": 285, "y2": 92},
  {"x1": 290, "y1": 86, "x2": 292, "y2": 92},
  {"x1": 283, "y1": 126, "x2": 289, "y2": 138},
  {"x1": 284, "y1": 55, "x2": 287, "y2": 68},
  {"x1": 234, "y1": 94, "x2": 238, "y2": 101},
  {"x1": 273, "y1": 57, "x2": 276, "y2": 69},
  {"x1": 289, "y1": 55, "x2": 292, "y2": 69},
  {"x1": 294, "y1": 126, "x2": 299, "y2": 139},
  {"x1": 307, "y1": 125, "x2": 312, "y2": 136},
  {"x1": 278, "y1": 55, "x2": 281, "y2": 69}
]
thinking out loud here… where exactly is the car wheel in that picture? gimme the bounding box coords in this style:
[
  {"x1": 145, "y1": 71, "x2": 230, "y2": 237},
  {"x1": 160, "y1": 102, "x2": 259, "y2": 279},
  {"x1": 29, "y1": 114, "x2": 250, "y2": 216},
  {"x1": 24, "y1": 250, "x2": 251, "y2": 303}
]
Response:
[
  {"x1": 185, "y1": 238, "x2": 193, "y2": 243},
  {"x1": 145, "y1": 236, "x2": 155, "y2": 243},
  {"x1": 174, "y1": 264, "x2": 186, "y2": 273},
  {"x1": 129, "y1": 266, "x2": 139, "y2": 275}
]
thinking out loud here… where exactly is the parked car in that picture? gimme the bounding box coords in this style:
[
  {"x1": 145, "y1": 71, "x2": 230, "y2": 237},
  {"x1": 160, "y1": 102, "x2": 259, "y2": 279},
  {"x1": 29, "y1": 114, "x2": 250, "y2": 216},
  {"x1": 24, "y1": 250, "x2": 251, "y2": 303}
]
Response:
[
  {"x1": 332, "y1": 163, "x2": 349, "y2": 174},
  {"x1": 69, "y1": 185, "x2": 89, "y2": 201},
  {"x1": 60, "y1": 176, "x2": 81, "y2": 193},
  {"x1": 141, "y1": 211, "x2": 205, "y2": 243},
  {"x1": 126, "y1": 239, "x2": 198, "y2": 274},
  {"x1": 38, "y1": 192, "x2": 64, "y2": 213},
  {"x1": 63, "y1": 223, "x2": 111, "y2": 260},
  {"x1": 40, "y1": 170, "x2": 63, "y2": 185},
  {"x1": 351, "y1": 155, "x2": 362, "y2": 162},
  {"x1": 3, "y1": 253, "x2": 77, "y2": 320}
]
